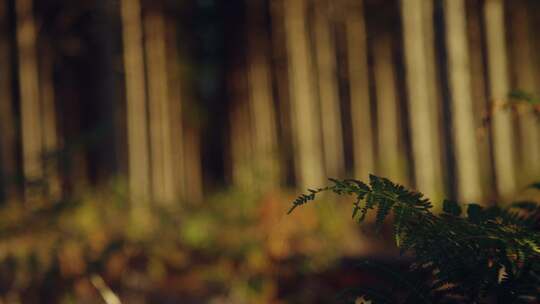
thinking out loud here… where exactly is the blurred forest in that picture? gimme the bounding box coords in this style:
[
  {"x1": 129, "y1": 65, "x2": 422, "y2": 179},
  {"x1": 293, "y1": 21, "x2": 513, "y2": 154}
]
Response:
[{"x1": 0, "y1": 0, "x2": 540, "y2": 303}]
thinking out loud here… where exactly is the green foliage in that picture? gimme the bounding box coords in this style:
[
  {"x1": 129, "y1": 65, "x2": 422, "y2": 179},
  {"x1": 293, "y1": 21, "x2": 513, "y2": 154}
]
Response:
[{"x1": 290, "y1": 175, "x2": 540, "y2": 303}]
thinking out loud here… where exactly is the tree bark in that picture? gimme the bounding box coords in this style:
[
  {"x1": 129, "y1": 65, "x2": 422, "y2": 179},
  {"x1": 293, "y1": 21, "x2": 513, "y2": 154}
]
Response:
[
  {"x1": 508, "y1": 0, "x2": 540, "y2": 185},
  {"x1": 400, "y1": 0, "x2": 443, "y2": 199},
  {"x1": 16, "y1": 0, "x2": 43, "y2": 202},
  {"x1": 120, "y1": 0, "x2": 151, "y2": 204},
  {"x1": 165, "y1": 18, "x2": 186, "y2": 201},
  {"x1": 144, "y1": 9, "x2": 176, "y2": 204},
  {"x1": 313, "y1": 0, "x2": 345, "y2": 179},
  {"x1": 345, "y1": 0, "x2": 375, "y2": 180},
  {"x1": 372, "y1": 31, "x2": 407, "y2": 184},
  {"x1": 0, "y1": 0, "x2": 18, "y2": 202},
  {"x1": 443, "y1": 0, "x2": 483, "y2": 202},
  {"x1": 246, "y1": 0, "x2": 280, "y2": 188},
  {"x1": 283, "y1": 0, "x2": 325, "y2": 188},
  {"x1": 484, "y1": 0, "x2": 517, "y2": 199}
]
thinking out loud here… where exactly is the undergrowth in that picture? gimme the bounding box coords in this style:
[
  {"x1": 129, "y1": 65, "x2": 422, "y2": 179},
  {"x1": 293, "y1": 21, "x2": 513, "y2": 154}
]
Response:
[{"x1": 289, "y1": 175, "x2": 540, "y2": 303}]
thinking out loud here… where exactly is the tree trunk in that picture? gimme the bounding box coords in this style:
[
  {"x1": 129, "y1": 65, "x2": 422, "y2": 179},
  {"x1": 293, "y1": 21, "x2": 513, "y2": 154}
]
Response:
[
  {"x1": 484, "y1": 0, "x2": 517, "y2": 199},
  {"x1": 372, "y1": 31, "x2": 407, "y2": 184},
  {"x1": 345, "y1": 0, "x2": 375, "y2": 180},
  {"x1": 16, "y1": 0, "x2": 43, "y2": 202},
  {"x1": 144, "y1": 9, "x2": 176, "y2": 204},
  {"x1": 508, "y1": 0, "x2": 540, "y2": 185},
  {"x1": 270, "y1": 0, "x2": 295, "y2": 186},
  {"x1": 165, "y1": 18, "x2": 186, "y2": 201},
  {"x1": 443, "y1": 0, "x2": 483, "y2": 202},
  {"x1": 466, "y1": 0, "x2": 494, "y2": 201},
  {"x1": 39, "y1": 43, "x2": 61, "y2": 200},
  {"x1": 246, "y1": 0, "x2": 280, "y2": 188},
  {"x1": 313, "y1": 0, "x2": 345, "y2": 179},
  {"x1": 184, "y1": 125, "x2": 203, "y2": 203},
  {"x1": 400, "y1": 0, "x2": 443, "y2": 199},
  {"x1": 120, "y1": 0, "x2": 151, "y2": 204},
  {"x1": 0, "y1": 0, "x2": 18, "y2": 202},
  {"x1": 283, "y1": 0, "x2": 325, "y2": 188}
]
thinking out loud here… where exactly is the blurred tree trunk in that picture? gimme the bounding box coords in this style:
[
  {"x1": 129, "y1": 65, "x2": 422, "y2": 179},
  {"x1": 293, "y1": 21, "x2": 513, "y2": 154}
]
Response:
[
  {"x1": 16, "y1": 0, "x2": 43, "y2": 202},
  {"x1": 270, "y1": 0, "x2": 295, "y2": 186},
  {"x1": 0, "y1": 0, "x2": 18, "y2": 202},
  {"x1": 509, "y1": 0, "x2": 540, "y2": 185},
  {"x1": 229, "y1": 83, "x2": 254, "y2": 189},
  {"x1": 313, "y1": 0, "x2": 345, "y2": 178},
  {"x1": 400, "y1": 0, "x2": 443, "y2": 199},
  {"x1": 484, "y1": 0, "x2": 516, "y2": 199},
  {"x1": 246, "y1": 0, "x2": 279, "y2": 188},
  {"x1": 443, "y1": 0, "x2": 482, "y2": 202},
  {"x1": 372, "y1": 32, "x2": 406, "y2": 184},
  {"x1": 184, "y1": 125, "x2": 203, "y2": 202},
  {"x1": 283, "y1": 0, "x2": 325, "y2": 188},
  {"x1": 165, "y1": 19, "x2": 186, "y2": 201},
  {"x1": 344, "y1": 0, "x2": 375, "y2": 180},
  {"x1": 422, "y1": 0, "x2": 445, "y2": 191},
  {"x1": 120, "y1": 0, "x2": 151, "y2": 204},
  {"x1": 144, "y1": 9, "x2": 176, "y2": 204},
  {"x1": 466, "y1": 0, "x2": 495, "y2": 201},
  {"x1": 38, "y1": 43, "x2": 61, "y2": 200}
]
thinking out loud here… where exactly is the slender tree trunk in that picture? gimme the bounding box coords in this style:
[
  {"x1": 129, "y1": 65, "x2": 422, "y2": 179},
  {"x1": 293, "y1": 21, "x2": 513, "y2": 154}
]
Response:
[
  {"x1": 484, "y1": 0, "x2": 516, "y2": 199},
  {"x1": 229, "y1": 90, "x2": 254, "y2": 188},
  {"x1": 165, "y1": 19, "x2": 186, "y2": 201},
  {"x1": 144, "y1": 9, "x2": 176, "y2": 204},
  {"x1": 120, "y1": 0, "x2": 151, "y2": 204},
  {"x1": 184, "y1": 125, "x2": 203, "y2": 202},
  {"x1": 509, "y1": 0, "x2": 540, "y2": 185},
  {"x1": 400, "y1": 0, "x2": 443, "y2": 199},
  {"x1": 466, "y1": 0, "x2": 494, "y2": 200},
  {"x1": 270, "y1": 0, "x2": 295, "y2": 186},
  {"x1": 39, "y1": 43, "x2": 61, "y2": 200},
  {"x1": 16, "y1": 0, "x2": 43, "y2": 202},
  {"x1": 313, "y1": 0, "x2": 345, "y2": 178},
  {"x1": 0, "y1": 0, "x2": 18, "y2": 202},
  {"x1": 443, "y1": 0, "x2": 483, "y2": 202},
  {"x1": 345, "y1": 0, "x2": 375, "y2": 180},
  {"x1": 372, "y1": 32, "x2": 406, "y2": 184},
  {"x1": 283, "y1": 0, "x2": 325, "y2": 188},
  {"x1": 246, "y1": 0, "x2": 279, "y2": 188}
]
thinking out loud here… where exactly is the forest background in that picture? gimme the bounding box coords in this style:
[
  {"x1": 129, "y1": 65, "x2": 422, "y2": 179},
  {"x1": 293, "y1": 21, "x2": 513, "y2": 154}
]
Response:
[{"x1": 0, "y1": 0, "x2": 539, "y2": 303}]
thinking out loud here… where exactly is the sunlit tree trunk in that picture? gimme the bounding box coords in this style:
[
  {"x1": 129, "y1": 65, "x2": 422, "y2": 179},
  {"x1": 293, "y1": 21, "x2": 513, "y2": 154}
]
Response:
[
  {"x1": 0, "y1": 0, "x2": 18, "y2": 202},
  {"x1": 484, "y1": 0, "x2": 516, "y2": 199},
  {"x1": 509, "y1": 0, "x2": 540, "y2": 184},
  {"x1": 443, "y1": 0, "x2": 482, "y2": 202},
  {"x1": 421, "y1": 0, "x2": 445, "y2": 194},
  {"x1": 16, "y1": 0, "x2": 43, "y2": 202},
  {"x1": 165, "y1": 19, "x2": 186, "y2": 201},
  {"x1": 246, "y1": 0, "x2": 279, "y2": 188},
  {"x1": 284, "y1": 0, "x2": 325, "y2": 188},
  {"x1": 466, "y1": 0, "x2": 494, "y2": 200},
  {"x1": 372, "y1": 32, "x2": 406, "y2": 184},
  {"x1": 144, "y1": 9, "x2": 176, "y2": 204},
  {"x1": 313, "y1": 0, "x2": 345, "y2": 178},
  {"x1": 345, "y1": 0, "x2": 375, "y2": 180},
  {"x1": 120, "y1": 0, "x2": 151, "y2": 204},
  {"x1": 400, "y1": 0, "x2": 443, "y2": 199}
]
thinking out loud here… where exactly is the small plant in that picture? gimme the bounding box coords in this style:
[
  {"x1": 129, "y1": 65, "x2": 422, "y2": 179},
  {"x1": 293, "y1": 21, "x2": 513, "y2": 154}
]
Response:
[{"x1": 289, "y1": 175, "x2": 540, "y2": 303}]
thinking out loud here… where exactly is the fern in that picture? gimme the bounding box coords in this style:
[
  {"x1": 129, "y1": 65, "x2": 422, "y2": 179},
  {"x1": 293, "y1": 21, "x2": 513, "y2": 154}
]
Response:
[{"x1": 289, "y1": 175, "x2": 540, "y2": 303}]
